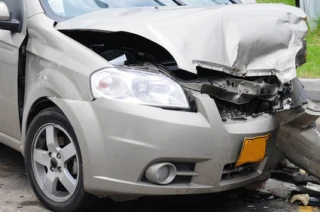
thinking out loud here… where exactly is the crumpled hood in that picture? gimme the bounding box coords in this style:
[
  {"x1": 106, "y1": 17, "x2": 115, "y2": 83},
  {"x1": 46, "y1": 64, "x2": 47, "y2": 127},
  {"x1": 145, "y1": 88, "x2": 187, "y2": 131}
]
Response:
[{"x1": 56, "y1": 4, "x2": 308, "y2": 83}]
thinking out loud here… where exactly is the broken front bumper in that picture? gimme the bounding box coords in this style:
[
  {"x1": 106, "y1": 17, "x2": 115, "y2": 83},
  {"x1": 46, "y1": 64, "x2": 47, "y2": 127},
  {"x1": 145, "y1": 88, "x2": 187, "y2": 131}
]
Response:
[
  {"x1": 50, "y1": 94, "x2": 281, "y2": 197},
  {"x1": 276, "y1": 102, "x2": 320, "y2": 179}
]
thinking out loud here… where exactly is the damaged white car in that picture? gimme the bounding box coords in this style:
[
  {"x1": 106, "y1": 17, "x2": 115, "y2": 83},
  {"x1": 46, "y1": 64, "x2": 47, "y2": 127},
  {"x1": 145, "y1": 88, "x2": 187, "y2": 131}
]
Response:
[{"x1": 0, "y1": 0, "x2": 318, "y2": 211}]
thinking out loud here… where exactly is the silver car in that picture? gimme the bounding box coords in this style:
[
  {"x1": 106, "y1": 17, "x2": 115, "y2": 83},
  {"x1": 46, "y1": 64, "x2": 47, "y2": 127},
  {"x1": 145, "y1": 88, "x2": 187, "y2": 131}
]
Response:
[{"x1": 0, "y1": 0, "x2": 318, "y2": 211}]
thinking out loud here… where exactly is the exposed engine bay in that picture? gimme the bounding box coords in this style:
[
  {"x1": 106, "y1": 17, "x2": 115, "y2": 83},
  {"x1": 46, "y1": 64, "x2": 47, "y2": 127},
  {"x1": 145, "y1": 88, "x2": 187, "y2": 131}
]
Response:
[
  {"x1": 101, "y1": 50, "x2": 308, "y2": 122},
  {"x1": 61, "y1": 31, "x2": 308, "y2": 121}
]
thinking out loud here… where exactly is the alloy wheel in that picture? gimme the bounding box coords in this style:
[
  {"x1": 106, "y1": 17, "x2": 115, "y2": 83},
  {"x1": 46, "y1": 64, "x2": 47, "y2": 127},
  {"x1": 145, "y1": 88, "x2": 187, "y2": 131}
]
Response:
[{"x1": 31, "y1": 123, "x2": 79, "y2": 202}]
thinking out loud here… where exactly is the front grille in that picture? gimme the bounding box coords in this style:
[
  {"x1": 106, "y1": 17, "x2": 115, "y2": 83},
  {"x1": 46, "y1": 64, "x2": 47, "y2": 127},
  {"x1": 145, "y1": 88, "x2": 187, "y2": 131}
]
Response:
[
  {"x1": 221, "y1": 163, "x2": 259, "y2": 181},
  {"x1": 171, "y1": 163, "x2": 196, "y2": 184},
  {"x1": 171, "y1": 176, "x2": 192, "y2": 184},
  {"x1": 174, "y1": 163, "x2": 195, "y2": 172}
]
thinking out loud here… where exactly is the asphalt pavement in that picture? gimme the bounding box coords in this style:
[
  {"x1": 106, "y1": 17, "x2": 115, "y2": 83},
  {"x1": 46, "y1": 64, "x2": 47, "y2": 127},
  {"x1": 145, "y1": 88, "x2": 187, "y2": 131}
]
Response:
[{"x1": 0, "y1": 120, "x2": 319, "y2": 212}]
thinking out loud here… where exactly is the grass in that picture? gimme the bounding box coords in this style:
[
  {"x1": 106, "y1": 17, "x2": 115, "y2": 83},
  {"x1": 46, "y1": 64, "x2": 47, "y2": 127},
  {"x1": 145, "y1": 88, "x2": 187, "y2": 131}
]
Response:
[
  {"x1": 257, "y1": 0, "x2": 295, "y2": 6},
  {"x1": 257, "y1": 0, "x2": 320, "y2": 78},
  {"x1": 297, "y1": 24, "x2": 320, "y2": 78}
]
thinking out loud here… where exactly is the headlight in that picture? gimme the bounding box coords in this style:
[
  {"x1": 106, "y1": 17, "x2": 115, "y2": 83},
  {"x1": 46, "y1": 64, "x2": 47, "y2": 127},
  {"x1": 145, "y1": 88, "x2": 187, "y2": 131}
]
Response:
[{"x1": 90, "y1": 67, "x2": 189, "y2": 109}]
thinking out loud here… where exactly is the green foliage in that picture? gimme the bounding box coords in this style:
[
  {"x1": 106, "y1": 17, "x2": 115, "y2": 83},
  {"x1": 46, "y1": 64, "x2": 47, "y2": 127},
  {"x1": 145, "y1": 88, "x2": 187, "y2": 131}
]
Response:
[
  {"x1": 256, "y1": 0, "x2": 295, "y2": 6},
  {"x1": 298, "y1": 25, "x2": 320, "y2": 78}
]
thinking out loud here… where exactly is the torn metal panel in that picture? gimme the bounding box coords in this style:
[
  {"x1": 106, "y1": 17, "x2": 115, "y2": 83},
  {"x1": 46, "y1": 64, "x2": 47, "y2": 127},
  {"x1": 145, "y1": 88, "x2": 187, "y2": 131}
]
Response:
[
  {"x1": 276, "y1": 101, "x2": 320, "y2": 179},
  {"x1": 247, "y1": 178, "x2": 301, "y2": 199},
  {"x1": 305, "y1": 183, "x2": 320, "y2": 193},
  {"x1": 277, "y1": 125, "x2": 320, "y2": 179},
  {"x1": 56, "y1": 4, "x2": 307, "y2": 83},
  {"x1": 180, "y1": 75, "x2": 309, "y2": 121},
  {"x1": 291, "y1": 78, "x2": 309, "y2": 108},
  {"x1": 181, "y1": 75, "x2": 280, "y2": 105}
]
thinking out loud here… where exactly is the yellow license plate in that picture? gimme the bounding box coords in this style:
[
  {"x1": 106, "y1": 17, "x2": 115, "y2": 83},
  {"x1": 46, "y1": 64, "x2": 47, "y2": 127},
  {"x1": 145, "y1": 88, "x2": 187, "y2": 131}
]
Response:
[{"x1": 235, "y1": 134, "x2": 271, "y2": 167}]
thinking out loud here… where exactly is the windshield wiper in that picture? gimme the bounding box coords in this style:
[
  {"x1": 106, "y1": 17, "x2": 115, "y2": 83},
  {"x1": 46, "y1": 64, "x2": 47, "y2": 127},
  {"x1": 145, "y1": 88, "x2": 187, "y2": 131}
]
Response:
[
  {"x1": 154, "y1": 0, "x2": 165, "y2": 6},
  {"x1": 173, "y1": 0, "x2": 186, "y2": 5},
  {"x1": 154, "y1": 0, "x2": 184, "y2": 6},
  {"x1": 94, "y1": 0, "x2": 109, "y2": 8}
]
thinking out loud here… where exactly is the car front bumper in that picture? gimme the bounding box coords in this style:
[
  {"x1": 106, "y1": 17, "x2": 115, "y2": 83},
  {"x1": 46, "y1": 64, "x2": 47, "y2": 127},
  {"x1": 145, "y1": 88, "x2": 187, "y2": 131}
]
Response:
[{"x1": 50, "y1": 93, "x2": 280, "y2": 197}]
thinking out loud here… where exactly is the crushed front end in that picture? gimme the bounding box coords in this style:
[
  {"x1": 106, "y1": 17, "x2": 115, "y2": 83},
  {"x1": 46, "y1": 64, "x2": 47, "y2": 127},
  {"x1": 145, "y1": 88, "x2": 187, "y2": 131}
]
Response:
[
  {"x1": 51, "y1": 35, "x2": 310, "y2": 197},
  {"x1": 53, "y1": 4, "x2": 320, "y2": 197}
]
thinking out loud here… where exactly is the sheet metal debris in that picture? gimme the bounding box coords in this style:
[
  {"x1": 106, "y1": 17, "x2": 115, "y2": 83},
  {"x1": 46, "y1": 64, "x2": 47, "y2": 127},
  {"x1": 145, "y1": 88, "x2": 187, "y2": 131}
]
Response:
[
  {"x1": 305, "y1": 183, "x2": 320, "y2": 193},
  {"x1": 247, "y1": 178, "x2": 301, "y2": 199},
  {"x1": 248, "y1": 160, "x2": 320, "y2": 207}
]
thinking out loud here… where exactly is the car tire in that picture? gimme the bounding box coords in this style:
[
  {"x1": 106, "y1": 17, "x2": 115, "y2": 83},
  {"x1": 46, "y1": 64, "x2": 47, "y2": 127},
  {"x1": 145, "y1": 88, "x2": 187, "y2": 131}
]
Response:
[{"x1": 25, "y1": 107, "x2": 93, "y2": 212}]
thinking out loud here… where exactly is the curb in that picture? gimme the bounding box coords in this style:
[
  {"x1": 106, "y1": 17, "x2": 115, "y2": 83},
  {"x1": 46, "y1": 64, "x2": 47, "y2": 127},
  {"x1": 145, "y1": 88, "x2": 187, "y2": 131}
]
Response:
[{"x1": 300, "y1": 78, "x2": 320, "y2": 103}]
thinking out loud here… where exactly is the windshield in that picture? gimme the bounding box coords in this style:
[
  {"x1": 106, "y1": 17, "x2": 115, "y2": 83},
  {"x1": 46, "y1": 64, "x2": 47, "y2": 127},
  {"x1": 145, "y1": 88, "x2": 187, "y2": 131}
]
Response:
[
  {"x1": 40, "y1": 0, "x2": 236, "y2": 22},
  {"x1": 41, "y1": 0, "x2": 178, "y2": 20}
]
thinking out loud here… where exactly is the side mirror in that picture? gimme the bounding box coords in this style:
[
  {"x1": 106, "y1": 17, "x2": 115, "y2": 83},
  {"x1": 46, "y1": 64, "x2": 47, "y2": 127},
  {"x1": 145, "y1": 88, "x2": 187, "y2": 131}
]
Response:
[
  {"x1": 0, "y1": 2, "x2": 21, "y2": 33},
  {"x1": 0, "y1": 2, "x2": 10, "y2": 21}
]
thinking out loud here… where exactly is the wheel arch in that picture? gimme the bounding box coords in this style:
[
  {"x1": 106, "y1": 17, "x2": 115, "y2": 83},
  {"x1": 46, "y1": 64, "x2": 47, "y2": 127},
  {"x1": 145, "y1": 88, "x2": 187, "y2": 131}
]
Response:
[
  {"x1": 25, "y1": 97, "x2": 57, "y2": 132},
  {"x1": 21, "y1": 95, "x2": 91, "y2": 177},
  {"x1": 21, "y1": 96, "x2": 59, "y2": 154}
]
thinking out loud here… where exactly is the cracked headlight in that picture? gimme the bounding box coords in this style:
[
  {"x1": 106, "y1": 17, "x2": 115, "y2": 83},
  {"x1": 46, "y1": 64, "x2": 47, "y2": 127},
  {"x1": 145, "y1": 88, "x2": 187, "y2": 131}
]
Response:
[{"x1": 90, "y1": 67, "x2": 189, "y2": 109}]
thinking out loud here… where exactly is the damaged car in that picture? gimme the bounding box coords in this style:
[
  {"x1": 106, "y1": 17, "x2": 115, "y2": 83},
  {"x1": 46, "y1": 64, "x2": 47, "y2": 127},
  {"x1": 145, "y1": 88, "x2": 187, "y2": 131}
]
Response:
[{"x1": 0, "y1": 0, "x2": 318, "y2": 211}]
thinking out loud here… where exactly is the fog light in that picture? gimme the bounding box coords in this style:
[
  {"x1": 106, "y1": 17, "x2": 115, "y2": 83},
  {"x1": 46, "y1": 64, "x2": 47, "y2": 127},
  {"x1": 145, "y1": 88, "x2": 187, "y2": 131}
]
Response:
[
  {"x1": 156, "y1": 166, "x2": 170, "y2": 182},
  {"x1": 145, "y1": 163, "x2": 176, "y2": 185}
]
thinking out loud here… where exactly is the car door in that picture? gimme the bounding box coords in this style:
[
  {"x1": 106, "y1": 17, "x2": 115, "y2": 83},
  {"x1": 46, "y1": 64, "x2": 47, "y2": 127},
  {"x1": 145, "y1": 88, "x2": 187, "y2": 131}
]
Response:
[{"x1": 0, "y1": 0, "x2": 27, "y2": 140}]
